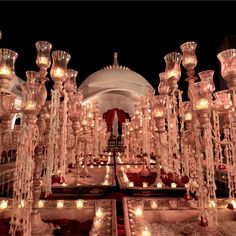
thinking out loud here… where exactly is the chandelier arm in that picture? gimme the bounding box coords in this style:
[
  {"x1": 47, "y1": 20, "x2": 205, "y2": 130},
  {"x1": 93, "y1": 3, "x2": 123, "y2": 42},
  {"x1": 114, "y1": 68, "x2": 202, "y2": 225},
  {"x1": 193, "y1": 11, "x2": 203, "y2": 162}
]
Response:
[{"x1": 158, "y1": 135, "x2": 169, "y2": 150}]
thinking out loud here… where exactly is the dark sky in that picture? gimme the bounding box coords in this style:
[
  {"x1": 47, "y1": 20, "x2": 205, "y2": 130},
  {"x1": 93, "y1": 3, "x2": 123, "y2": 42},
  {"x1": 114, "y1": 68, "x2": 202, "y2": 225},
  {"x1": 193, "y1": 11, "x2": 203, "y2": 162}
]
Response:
[{"x1": 0, "y1": 1, "x2": 236, "y2": 99}]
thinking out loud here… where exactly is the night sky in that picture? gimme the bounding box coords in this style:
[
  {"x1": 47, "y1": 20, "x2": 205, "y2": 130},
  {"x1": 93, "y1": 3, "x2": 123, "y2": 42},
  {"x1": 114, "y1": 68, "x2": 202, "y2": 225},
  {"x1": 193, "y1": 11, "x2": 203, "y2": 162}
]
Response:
[{"x1": 0, "y1": 1, "x2": 236, "y2": 100}]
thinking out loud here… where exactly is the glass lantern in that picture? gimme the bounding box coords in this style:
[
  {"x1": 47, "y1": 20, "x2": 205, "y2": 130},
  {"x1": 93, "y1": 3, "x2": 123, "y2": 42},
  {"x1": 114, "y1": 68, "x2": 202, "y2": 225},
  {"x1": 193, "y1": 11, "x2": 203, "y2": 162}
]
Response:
[
  {"x1": 0, "y1": 48, "x2": 18, "y2": 91},
  {"x1": 217, "y1": 48, "x2": 236, "y2": 89},
  {"x1": 50, "y1": 50, "x2": 71, "y2": 90}
]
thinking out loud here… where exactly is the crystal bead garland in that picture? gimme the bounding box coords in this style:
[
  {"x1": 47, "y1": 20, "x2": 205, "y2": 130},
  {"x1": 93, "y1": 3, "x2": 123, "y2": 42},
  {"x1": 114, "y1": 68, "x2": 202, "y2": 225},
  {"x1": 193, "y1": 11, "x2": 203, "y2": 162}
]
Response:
[
  {"x1": 45, "y1": 89, "x2": 60, "y2": 196},
  {"x1": 9, "y1": 123, "x2": 39, "y2": 236},
  {"x1": 59, "y1": 91, "x2": 68, "y2": 178}
]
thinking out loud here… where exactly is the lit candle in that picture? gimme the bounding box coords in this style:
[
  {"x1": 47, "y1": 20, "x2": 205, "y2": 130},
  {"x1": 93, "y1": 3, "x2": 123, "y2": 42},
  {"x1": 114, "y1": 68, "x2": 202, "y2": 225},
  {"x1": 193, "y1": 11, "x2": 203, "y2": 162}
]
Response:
[
  {"x1": 184, "y1": 57, "x2": 196, "y2": 66},
  {"x1": 96, "y1": 208, "x2": 103, "y2": 218},
  {"x1": 184, "y1": 112, "x2": 192, "y2": 121},
  {"x1": 151, "y1": 201, "x2": 157, "y2": 209},
  {"x1": 155, "y1": 110, "x2": 163, "y2": 118},
  {"x1": 157, "y1": 182, "x2": 163, "y2": 188},
  {"x1": 134, "y1": 207, "x2": 143, "y2": 217},
  {"x1": 127, "y1": 165, "x2": 130, "y2": 169},
  {"x1": 0, "y1": 200, "x2": 8, "y2": 209},
  {"x1": 90, "y1": 165, "x2": 94, "y2": 169},
  {"x1": 57, "y1": 200, "x2": 64, "y2": 208},
  {"x1": 38, "y1": 56, "x2": 48, "y2": 65},
  {"x1": 102, "y1": 180, "x2": 109, "y2": 185},
  {"x1": 171, "y1": 182, "x2": 177, "y2": 188},
  {"x1": 103, "y1": 156, "x2": 105, "y2": 159},
  {"x1": 62, "y1": 183, "x2": 67, "y2": 186},
  {"x1": 142, "y1": 227, "x2": 151, "y2": 236},
  {"x1": 195, "y1": 98, "x2": 209, "y2": 110},
  {"x1": 129, "y1": 182, "x2": 134, "y2": 187},
  {"x1": 209, "y1": 200, "x2": 216, "y2": 208},
  {"x1": 53, "y1": 68, "x2": 64, "y2": 78},
  {"x1": 19, "y1": 200, "x2": 25, "y2": 208},
  {"x1": 82, "y1": 120, "x2": 87, "y2": 126},
  {"x1": 143, "y1": 182, "x2": 148, "y2": 188},
  {"x1": 76, "y1": 200, "x2": 84, "y2": 208},
  {"x1": 231, "y1": 200, "x2": 236, "y2": 208},
  {"x1": 98, "y1": 165, "x2": 101, "y2": 168},
  {"x1": 167, "y1": 70, "x2": 178, "y2": 78},
  {"x1": 25, "y1": 101, "x2": 36, "y2": 110},
  {"x1": 38, "y1": 200, "x2": 44, "y2": 208},
  {"x1": 135, "y1": 165, "x2": 138, "y2": 169},
  {"x1": 0, "y1": 66, "x2": 10, "y2": 76},
  {"x1": 123, "y1": 175, "x2": 129, "y2": 183}
]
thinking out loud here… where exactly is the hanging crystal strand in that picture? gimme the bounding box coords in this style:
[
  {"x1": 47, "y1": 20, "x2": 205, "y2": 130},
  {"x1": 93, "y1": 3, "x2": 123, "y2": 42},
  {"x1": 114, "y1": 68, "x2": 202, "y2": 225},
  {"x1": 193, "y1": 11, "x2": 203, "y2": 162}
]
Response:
[
  {"x1": 45, "y1": 89, "x2": 60, "y2": 196},
  {"x1": 166, "y1": 96, "x2": 172, "y2": 172},
  {"x1": 10, "y1": 123, "x2": 38, "y2": 236},
  {"x1": 227, "y1": 112, "x2": 236, "y2": 199},
  {"x1": 59, "y1": 91, "x2": 68, "y2": 178},
  {"x1": 204, "y1": 123, "x2": 218, "y2": 226},
  {"x1": 213, "y1": 110, "x2": 224, "y2": 165},
  {"x1": 192, "y1": 114, "x2": 206, "y2": 224}
]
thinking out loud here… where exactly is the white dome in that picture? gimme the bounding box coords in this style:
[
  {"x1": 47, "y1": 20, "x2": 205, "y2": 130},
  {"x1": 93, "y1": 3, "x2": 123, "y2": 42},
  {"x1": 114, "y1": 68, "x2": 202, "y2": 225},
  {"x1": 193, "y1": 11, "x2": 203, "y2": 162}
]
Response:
[{"x1": 78, "y1": 53, "x2": 153, "y2": 115}]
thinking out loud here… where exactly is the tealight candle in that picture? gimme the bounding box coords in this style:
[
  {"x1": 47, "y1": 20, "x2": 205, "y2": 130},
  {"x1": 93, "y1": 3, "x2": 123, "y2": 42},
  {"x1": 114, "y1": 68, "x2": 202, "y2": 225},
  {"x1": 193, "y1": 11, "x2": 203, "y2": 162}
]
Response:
[
  {"x1": 53, "y1": 68, "x2": 64, "y2": 78},
  {"x1": 38, "y1": 56, "x2": 49, "y2": 65},
  {"x1": 90, "y1": 165, "x2": 94, "y2": 169},
  {"x1": 157, "y1": 182, "x2": 163, "y2": 188},
  {"x1": 98, "y1": 165, "x2": 101, "y2": 168},
  {"x1": 134, "y1": 207, "x2": 143, "y2": 217},
  {"x1": 38, "y1": 200, "x2": 44, "y2": 208},
  {"x1": 209, "y1": 200, "x2": 216, "y2": 208},
  {"x1": 142, "y1": 227, "x2": 151, "y2": 236},
  {"x1": 102, "y1": 180, "x2": 109, "y2": 185},
  {"x1": 0, "y1": 66, "x2": 10, "y2": 76},
  {"x1": 62, "y1": 183, "x2": 67, "y2": 186},
  {"x1": 76, "y1": 200, "x2": 84, "y2": 208},
  {"x1": 135, "y1": 165, "x2": 138, "y2": 169},
  {"x1": 103, "y1": 156, "x2": 105, "y2": 159},
  {"x1": 171, "y1": 183, "x2": 177, "y2": 188},
  {"x1": 57, "y1": 200, "x2": 64, "y2": 208},
  {"x1": 129, "y1": 182, "x2": 134, "y2": 187},
  {"x1": 151, "y1": 201, "x2": 157, "y2": 209},
  {"x1": 195, "y1": 98, "x2": 209, "y2": 110},
  {"x1": 231, "y1": 200, "x2": 236, "y2": 208},
  {"x1": 25, "y1": 101, "x2": 36, "y2": 110},
  {"x1": 0, "y1": 200, "x2": 8, "y2": 209},
  {"x1": 127, "y1": 165, "x2": 130, "y2": 169},
  {"x1": 96, "y1": 208, "x2": 103, "y2": 218},
  {"x1": 143, "y1": 182, "x2": 148, "y2": 188}
]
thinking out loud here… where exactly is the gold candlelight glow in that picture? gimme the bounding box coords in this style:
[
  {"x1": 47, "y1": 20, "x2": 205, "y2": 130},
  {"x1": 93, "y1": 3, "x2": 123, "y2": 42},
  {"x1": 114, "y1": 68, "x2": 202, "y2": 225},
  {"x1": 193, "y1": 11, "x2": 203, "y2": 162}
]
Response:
[
  {"x1": 231, "y1": 200, "x2": 236, "y2": 209},
  {"x1": 0, "y1": 200, "x2": 8, "y2": 209},
  {"x1": 0, "y1": 66, "x2": 10, "y2": 76},
  {"x1": 185, "y1": 112, "x2": 192, "y2": 121},
  {"x1": 171, "y1": 182, "x2": 177, "y2": 188},
  {"x1": 143, "y1": 182, "x2": 148, "y2": 188},
  {"x1": 57, "y1": 200, "x2": 64, "y2": 208},
  {"x1": 38, "y1": 200, "x2": 44, "y2": 208},
  {"x1": 38, "y1": 56, "x2": 49, "y2": 65},
  {"x1": 195, "y1": 98, "x2": 209, "y2": 110},
  {"x1": 154, "y1": 110, "x2": 163, "y2": 118},
  {"x1": 53, "y1": 68, "x2": 64, "y2": 78},
  {"x1": 157, "y1": 182, "x2": 163, "y2": 188},
  {"x1": 129, "y1": 182, "x2": 134, "y2": 187},
  {"x1": 134, "y1": 207, "x2": 143, "y2": 217},
  {"x1": 151, "y1": 201, "x2": 157, "y2": 209},
  {"x1": 142, "y1": 227, "x2": 151, "y2": 236},
  {"x1": 95, "y1": 208, "x2": 103, "y2": 218},
  {"x1": 76, "y1": 200, "x2": 84, "y2": 208}
]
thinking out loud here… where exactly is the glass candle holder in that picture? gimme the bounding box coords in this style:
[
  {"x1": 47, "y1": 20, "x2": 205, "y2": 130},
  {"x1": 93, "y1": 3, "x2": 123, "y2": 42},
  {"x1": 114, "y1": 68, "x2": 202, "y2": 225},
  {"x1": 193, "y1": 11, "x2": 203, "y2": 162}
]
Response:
[
  {"x1": 50, "y1": 50, "x2": 71, "y2": 90},
  {"x1": 35, "y1": 41, "x2": 52, "y2": 71},
  {"x1": 158, "y1": 72, "x2": 169, "y2": 95},
  {"x1": 64, "y1": 69, "x2": 78, "y2": 94},
  {"x1": 164, "y1": 52, "x2": 182, "y2": 92},
  {"x1": 217, "y1": 48, "x2": 236, "y2": 89},
  {"x1": 213, "y1": 90, "x2": 232, "y2": 111},
  {"x1": 198, "y1": 70, "x2": 215, "y2": 95},
  {"x1": 180, "y1": 41, "x2": 197, "y2": 70},
  {"x1": 0, "y1": 48, "x2": 18, "y2": 91}
]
